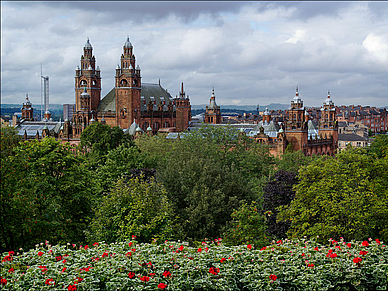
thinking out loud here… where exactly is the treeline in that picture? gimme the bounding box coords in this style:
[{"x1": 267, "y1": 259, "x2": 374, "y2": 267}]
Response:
[{"x1": 1, "y1": 124, "x2": 387, "y2": 252}]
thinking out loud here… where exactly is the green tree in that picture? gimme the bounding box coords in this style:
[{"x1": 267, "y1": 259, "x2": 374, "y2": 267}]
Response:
[
  {"x1": 149, "y1": 125, "x2": 275, "y2": 241},
  {"x1": 278, "y1": 147, "x2": 388, "y2": 242},
  {"x1": 89, "y1": 176, "x2": 174, "y2": 243},
  {"x1": 275, "y1": 147, "x2": 318, "y2": 173},
  {"x1": 223, "y1": 201, "x2": 267, "y2": 247},
  {"x1": 79, "y1": 122, "x2": 133, "y2": 165},
  {"x1": 0, "y1": 138, "x2": 95, "y2": 252},
  {"x1": 0, "y1": 126, "x2": 22, "y2": 158},
  {"x1": 95, "y1": 144, "x2": 154, "y2": 194},
  {"x1": 368, "y1": 134, "x2": 388, "y2": 158}
]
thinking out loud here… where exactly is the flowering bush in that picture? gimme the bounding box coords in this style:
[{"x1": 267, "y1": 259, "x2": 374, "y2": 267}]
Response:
[{"x1": 0, "y1": 238, "x2": 386, "y2": 290}]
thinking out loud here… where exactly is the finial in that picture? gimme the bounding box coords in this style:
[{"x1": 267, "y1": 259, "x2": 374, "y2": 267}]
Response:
[
  {"x1": 159, "y1": 78, "x2": 161, "y2": 86},
  {"x1": 328, "y1": 90, "x2": 330, "y2": 97},
  {"x1": 181, "y1": 82, "x2": 184, "y2": 93},
  {"x1": 26, "y1": 93, "x2": 29, "y2": 100},
  {"x1": 296, "y1": 86, "x2": 299, "y2": 93}
]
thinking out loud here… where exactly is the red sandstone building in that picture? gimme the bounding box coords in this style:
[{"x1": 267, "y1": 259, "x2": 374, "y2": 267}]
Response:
[{"x1": 69, "y1": 37, "x2": 191, "y2": 138}]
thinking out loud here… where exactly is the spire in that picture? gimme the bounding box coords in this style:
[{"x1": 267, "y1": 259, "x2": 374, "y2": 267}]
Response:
[
  {"x1": 179, "y1": 82, "x2": 185, "y2": 99},
  {"x1": 124, "y1": 36, "x2": 133, "y2": 48},
  {"x1": 84, "y1": 37, "x2": 92, "y2": 49}
]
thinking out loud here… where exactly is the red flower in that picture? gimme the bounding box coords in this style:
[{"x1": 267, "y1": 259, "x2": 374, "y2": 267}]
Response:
[
  {"x1": 209, "y1": 267, "x2": 220, "y2": 275},
  {"x1": 247, "y1": 244, "x2": 252, "y2": 250},
  {"x1": 140, "y1": 276, "x2": 150, "y2": 282},
  {"x1": 220, "y1": 257, "x2": 226, "y2": 263},
  {"x1": 84, "y1": 245, "x2": 89, "y2": 250},
  {"x1": 1, "y1": 278, "x2": 7, "y2": 286},
  {"x1": 62, "y1": 267, "x2": 67, "y2": 272},
  {"x1": 179, "y1": 245, "x2": 184, "y2": 251},
  {"x1": 197, "y1": 247, "x2": 202, "y2": 252},
  {"x1": 301, "y1": 253, "x2": 305, "y2": 257},
  {"x1": 314, "y1": 247, "x2": 319, "y2": 251},
  {"x1": 261, "y1": 246, "x2": 267, "y2": 251},
  {"x1": 68, "y1": 284, "x2": 77, "y2": 291},
  {"x1": 45, "y1": 278, "x2": 55, "y2": 285},
  {"x1": 277, "y1": 240, "x2": 283, "y2": 245},
  {"x1": 376, "y1": 239, "x2": 381, "y2": 245},
  {"x1": 149, "y1": 273, "x2": 155, "y2": 277},
  {"x1": 56, "y1": 256, "x2": 62, "y2": 261},
  {"x1": 93, "y1": 242, "x2": 99, "y2": 247},
  {"x1": 353, "y1": 257, "x2": 362, "y2": 264},
  {"x1": 158, "y1": 283, "x2": 167, "y2": 289},
  {"x1": 128, "y1": 272, "x2": 135, "y2": 279},
  {"x1": 102, "y1": 252, "x2": 109, "y2": 258},
  {"x1": 132, "y1": 235, "x2": 137, "y2": 240},
  {"x1": 62, "y1": 259, "x2": 67, "y2": 264},
  {"x1": 129, "y1": 242, "x2": 133, "y2": 247},
  {"x1": 8, "y1": 268, "x2": 14, "y2": 273},
  {"x1": 330, "y1": 253, "x2": 338, "y2": 258},
  {"x1": 38, "y1": 251, "x2": 44, "y2": 256},
  {"x1": 39, "y1": 265, "x2": 48, "y2": 273},
  {"x1": 346, "y1": 243, "x2": 351, "y2": 248},
  {"x1": 163, "y1": 271, "x2": 171, "y2": 278},
  {"x1": 362, "y1": 241, "x2": 369, "y2": 247},
  {"x1": 360, "y1": 250, "x2": 368, "y2": 256},
  {"x1": 269, "y1": 274, "x2": 277, "y2": 281},
  {"x1": 307, "y1": 263, "x2": 314, "y2": 268},
  {"x1": 8, "y1": 251, "x2": 15, "y2": 256},
  {"x1": 126, "y1": 252, "x2": 132, "y2": 257},
  {"x1": 74, "y1": 277, "x2": 83, "y2": 284}
]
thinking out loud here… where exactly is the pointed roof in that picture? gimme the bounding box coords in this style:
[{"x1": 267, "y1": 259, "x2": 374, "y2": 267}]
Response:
[
  {"x1": 208, "y1": 87, "x2": 219, "y2": 109},
  {"x1": 84, "y1": 37, "x2": 92, "y2": 49},
  {"x1": 293, "y1": 86, "x2": 301, "y2": 102},
  {"x1": 324, "y1": 91, "x2": 334, "y2": 105},
  {"x1": 124, "y1": 36, "x2": 133, "y2": 48}
]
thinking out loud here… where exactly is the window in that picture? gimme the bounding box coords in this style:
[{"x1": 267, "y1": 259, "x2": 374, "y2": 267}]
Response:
[{"x1": 154, "y1": 122, "x2": 159, "y2": 130}]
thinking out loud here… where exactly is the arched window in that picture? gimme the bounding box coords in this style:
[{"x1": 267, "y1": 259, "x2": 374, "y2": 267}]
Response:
[
  {"x1": 80, "y1": 80, "x2": 87, "y2": 86},
  {"x1": 121, "y1": 79, "x2": 128, "y2": 86}
]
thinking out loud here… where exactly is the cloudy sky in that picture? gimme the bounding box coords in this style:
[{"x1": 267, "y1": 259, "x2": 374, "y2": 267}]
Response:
[{"x1": 1, "y1": 1, "x2": 388, "y2": 108}]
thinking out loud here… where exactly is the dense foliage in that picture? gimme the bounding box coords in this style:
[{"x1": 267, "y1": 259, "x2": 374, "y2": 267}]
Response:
[
  {"x1": 278, "y1": 147, "x2": 388, "y2": 242},
  {"x1": 88, "y1": 176, "x2": 174, "y2": 244},
  {"x1": 0, "y1": 138, "x2": 95, "y2": 252},
  {"x1": 0, "y1": 238, "x2": 386, "y2": 290},
  {"x1": 262, "y1": 170, "x2": 298, "y2": 239}
]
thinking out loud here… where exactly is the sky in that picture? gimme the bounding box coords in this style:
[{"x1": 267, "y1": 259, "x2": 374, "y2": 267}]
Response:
[{"x1": 1, "y1": 1, "x2": 388, "y2": 108}]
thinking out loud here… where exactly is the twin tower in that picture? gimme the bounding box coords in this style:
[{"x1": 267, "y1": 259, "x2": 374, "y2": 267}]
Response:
[{"x1": 72, "y1": 37, "x2": 191, "y2": 137}]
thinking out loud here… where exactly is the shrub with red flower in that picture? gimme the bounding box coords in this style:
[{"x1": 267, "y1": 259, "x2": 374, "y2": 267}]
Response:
[
  {"x1": 158, "y1": 283, "x2": 167, "y2": 289},
  {"x1": 209, "y1": 267, "x2": 220, "y2": 275},
  {"x1": 1, "y1": 278, "x2": 7, "y2": 286},
  {"x1": 269, "y1": 274, "x2": 277, "y2": 281},
  {"x1": 128, "y1": 272, "x2": 135, "y2": 279},
  {"x1": 45, "y1": 278, "x2": 54, "y2": 285}
]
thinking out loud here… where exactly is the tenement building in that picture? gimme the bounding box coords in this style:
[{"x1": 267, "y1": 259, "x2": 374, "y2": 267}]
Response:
[{"x1": 68, "y1": 37, "x2": 191, "y2": 138}]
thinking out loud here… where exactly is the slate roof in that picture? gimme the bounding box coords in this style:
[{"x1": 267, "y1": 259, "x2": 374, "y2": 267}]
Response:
[
  {"x1": 338, "y1": 133, "x2": 367, "y2": 142},
  {"x1": 98, "y1": 83, "x2": 175, "y2": 113},
  {"x1": 16, "y1": 121, "x2": 62, "y2": 137}
]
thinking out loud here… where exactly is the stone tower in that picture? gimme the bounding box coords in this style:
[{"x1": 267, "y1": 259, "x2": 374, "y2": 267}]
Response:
[
  {"x1": 204, "y1": 88, "x2": 221, "y2": 124},
  {"x1": 115, "y1": 37, "x2": 142, "y2": 128},
  {"x1": 319, "y1": 91, "x2": 338, "y2": 152},
  {"x1": 285, "y1": 87, "x2": 308, "y2": 152},
  {"x1": 74, "y1": 38, "x2": 101, "y2": 117},
  {"x1": 175, "y1": 82, "x2": 191, "y2": 132},
  {"x1": 21, "y1": 94, "x2": 34, "y2": 121}
]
